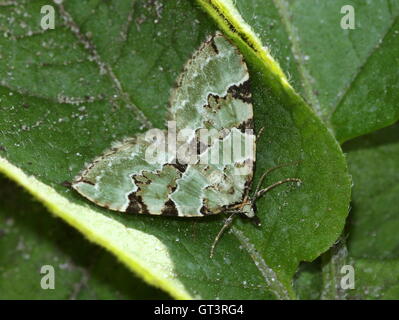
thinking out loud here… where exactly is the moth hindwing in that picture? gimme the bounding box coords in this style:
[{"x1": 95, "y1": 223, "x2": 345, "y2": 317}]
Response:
[{"x1": 72, "y1": 32, "x2": 255, "y2": 218}]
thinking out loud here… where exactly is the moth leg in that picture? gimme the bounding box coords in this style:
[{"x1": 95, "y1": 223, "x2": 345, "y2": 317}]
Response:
[
  {"x1": 254, "y1": 178, "x2": 301, "y2": 200},
  {"x1": 253, "y1": 161, "x2": 301, "y2": 197},
  {"x1": 210, "y1": 211, "x2": 240, "y2": 258}
]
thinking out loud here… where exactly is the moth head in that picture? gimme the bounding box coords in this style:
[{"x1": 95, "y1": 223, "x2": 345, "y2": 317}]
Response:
[
  {"x1": 240, "y1": 198, "x2": 256, "y2": 218},
  {"x1": 240, "y1": 200, "x2": 262, "y2": 227}
]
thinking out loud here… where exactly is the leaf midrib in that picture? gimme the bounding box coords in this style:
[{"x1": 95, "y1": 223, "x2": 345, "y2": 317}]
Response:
[{"x1": 271, "y1": 0, "x2": 322, "y2": 119}]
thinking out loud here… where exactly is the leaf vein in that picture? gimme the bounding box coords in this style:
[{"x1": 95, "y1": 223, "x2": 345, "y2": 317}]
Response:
[
  {"x1": 329, "y1": 12, "x2": 399, "y2": 121},
  {"x1": 230, "y1": 227, "x2": 291, "y2": 299},
  {"x1": 56, "y1": 2, "x2": 152, "y2": 129},
  {"x1": 271, "y1": 0, "x2": 322, "y2": 118}
]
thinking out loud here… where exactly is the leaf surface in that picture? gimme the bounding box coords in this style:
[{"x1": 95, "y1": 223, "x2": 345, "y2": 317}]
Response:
[
  {"x1": 231, "y1": 0, "x2": 399, "y2": 142},
  {"x1": 0, "y1": 0, "x2": 351, "y2": 299}
]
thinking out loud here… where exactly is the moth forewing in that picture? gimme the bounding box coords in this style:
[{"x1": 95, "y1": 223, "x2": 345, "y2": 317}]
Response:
[{"x1": 72, "y1": 32, "x2": 255, "y2": 219}]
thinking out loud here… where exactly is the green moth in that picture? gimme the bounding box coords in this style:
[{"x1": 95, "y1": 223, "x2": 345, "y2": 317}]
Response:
[{"x1": 72, "y1": 32, "x2": 300, "y2": 256}]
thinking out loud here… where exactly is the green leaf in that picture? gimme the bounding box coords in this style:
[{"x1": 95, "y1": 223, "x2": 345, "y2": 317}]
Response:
[
  {"x1": 293, "y1": 261, "x2": 323, "y2": 300},
  {"x1": 0, "y1": 176, "x2": 169, "y2": 299},
  {"x1": 347, "y1": 258, "x2": 399, "y2": 299},
  {"x1": 295, "y1": 123, "x2": 399, "y2": 299},
  {"x1": 345, "y1": 123, "x2": 399, "y2": 259},
  {"x1": 227, "y1": 0, "x2": 399, "y2": 143},
  {"x1": 197, "y1": 0, "x2": 351, "y2": 296},
  {"x1": 0, "y1": 0, "x2": 351, "y2": 299},
  {"x1": 344, "y1": 122, "x2": 399, "y2": 299}
]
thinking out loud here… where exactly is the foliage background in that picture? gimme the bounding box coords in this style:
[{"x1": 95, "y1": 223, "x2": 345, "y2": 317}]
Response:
[{"x1": 0, "y1": 0, "x2": 398, "y2": 299}]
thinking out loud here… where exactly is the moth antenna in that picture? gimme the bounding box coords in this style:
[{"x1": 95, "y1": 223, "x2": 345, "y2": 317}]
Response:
[
  {"x1": 254, "y1": 178, "x2": 302, "y2": 200},
  {"x1": 253, "y1": 161, "x2": 301, "y2": 197},
  {"x1": 210, "y1": 211, "x2": 239, "y2": 258}
]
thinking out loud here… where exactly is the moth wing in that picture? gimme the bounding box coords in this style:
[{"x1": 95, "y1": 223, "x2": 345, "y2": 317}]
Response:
[
  {"x1": 72, "y1": 131, "x2": 183, "y2": 215},
  {"x1": 169, "y1": 128, "x2": 255, "y2": 216},
  {"x1": 167, "y1": 33, "x2": 255, "y2": 216},
  {"x1": 169, "y1": 33, "x2": 252, "y2": 134},
  {"x1": 73, "y1": 33, "x2": 255, "y2": 217}
]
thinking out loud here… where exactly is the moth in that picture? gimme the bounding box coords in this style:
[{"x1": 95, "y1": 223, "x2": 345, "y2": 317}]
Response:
[{"x1": 72, "y1": 32, "x2": 301, "y2": 257}]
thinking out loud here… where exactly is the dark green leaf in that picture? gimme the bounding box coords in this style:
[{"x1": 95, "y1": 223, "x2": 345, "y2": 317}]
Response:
[
  {"x1": 345, "y1": 123, "x2": 399, "y2": 259},
  {"x1": 295, "y1": 123, "x2": 399, "y2": 299},
  {"x1": 0, "y1": 176, "x2": 169, "y2": 299},
  {"x1": 233, "y1": 0, "x2": 399, "y2": 142}
]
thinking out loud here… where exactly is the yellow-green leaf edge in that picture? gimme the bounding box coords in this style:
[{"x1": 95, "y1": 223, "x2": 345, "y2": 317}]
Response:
[{"x1": 0, "y1": 157, "x2": 191, "y2": 300}]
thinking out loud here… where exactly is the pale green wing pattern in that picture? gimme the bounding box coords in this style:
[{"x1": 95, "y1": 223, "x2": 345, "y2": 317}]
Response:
[
  {"x1": 168, "y1": 33, "x2": 255, "y2": 216},
  {"x1": 72, "y1": 33, "x2": 255, "y2": 217}
]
